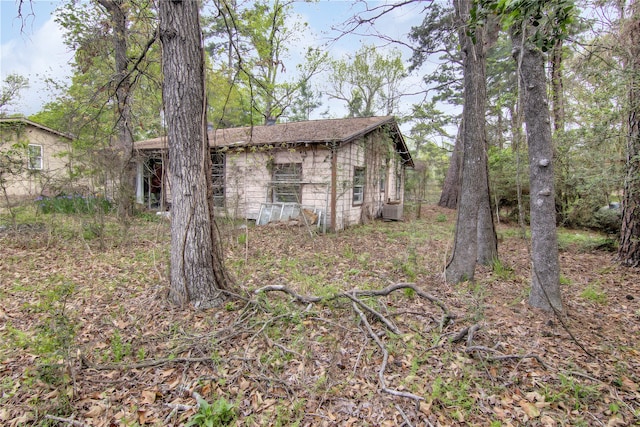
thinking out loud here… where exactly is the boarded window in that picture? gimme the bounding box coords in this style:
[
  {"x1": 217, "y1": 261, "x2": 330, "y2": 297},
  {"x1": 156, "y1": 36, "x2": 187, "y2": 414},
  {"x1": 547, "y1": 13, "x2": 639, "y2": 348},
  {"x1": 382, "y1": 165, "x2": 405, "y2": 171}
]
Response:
[
  {"x1": 353, "y1": 167, "x2": 365, "y2": 205},
  {"x1": 211, "y1": 151, "x2": 225, "y2": 207},
  {"x1": 273, "y1": 163, "x2": 302, "y2": 203},
  {"x1": 28, "y1": 144, "x2": 43, "y2": 170}
]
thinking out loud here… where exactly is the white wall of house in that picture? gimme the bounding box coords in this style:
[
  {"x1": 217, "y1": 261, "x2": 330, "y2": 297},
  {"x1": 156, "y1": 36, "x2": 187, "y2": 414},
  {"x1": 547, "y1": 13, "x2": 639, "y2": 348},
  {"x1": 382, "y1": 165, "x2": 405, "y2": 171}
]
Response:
[
  {"x1": 221, "y1": 145, "x2": 332, "y2": 221},
  {"x1": 135, "y1": 131, "x2": 407, "y2": 231}
]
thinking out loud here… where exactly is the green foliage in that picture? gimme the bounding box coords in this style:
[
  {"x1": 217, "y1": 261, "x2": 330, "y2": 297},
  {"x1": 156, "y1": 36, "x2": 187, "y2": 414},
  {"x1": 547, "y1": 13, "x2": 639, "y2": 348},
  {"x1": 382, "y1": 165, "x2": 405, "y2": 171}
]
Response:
[
  {"x1": 0, "y1": 73, "x2": 29, "y2": 113},
  {"x1": 491, "y1": 0, "x2": 576, "y2": 52},
  {"x1": 36, "y1": 194, "x2": 113, "y2": 215},
  {"x1": 109, "y1": 330, "x2": 131, "y2": 363},
  {"x1": 185, "y1": 395, "x2": 237, "y2": 427},
  {"x1": 326, "y1": 44, "x2": 406, "y2": 117},
  {"x1": 580, "y1": 283, "x2": 607, "y2": 304},
  {"x1": 491, "y1": 258, "x2": 515, "y2": 280}
]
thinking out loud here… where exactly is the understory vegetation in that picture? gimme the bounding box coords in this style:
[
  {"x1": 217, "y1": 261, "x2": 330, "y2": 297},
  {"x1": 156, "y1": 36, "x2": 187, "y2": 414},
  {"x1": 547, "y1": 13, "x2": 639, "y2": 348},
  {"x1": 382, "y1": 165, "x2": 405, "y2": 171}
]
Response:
[{"x1": 0, "y1": 204, "x2": 638, "y2": 426}]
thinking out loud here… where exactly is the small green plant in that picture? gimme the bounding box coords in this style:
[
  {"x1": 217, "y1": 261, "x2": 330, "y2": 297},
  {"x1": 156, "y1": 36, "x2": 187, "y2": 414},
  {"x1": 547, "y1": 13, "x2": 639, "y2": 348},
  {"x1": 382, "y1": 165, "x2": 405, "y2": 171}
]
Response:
[
  {"x1": 491, "y1": 258, "x2": 514, "y2": 280},
  {"x1": 580, "y1": 283, "x2": 607, "y2": 304},
  {"x1": 436, "y1": 213, "x2": 447, "y2": 222},
  {"x1": 343, "y1": 244, "x2": 355, "y2": 259},
  {"x1": 109, "y1": 330, "x2": 131, "y2": 362},
  {"x1": 185, "y1": 395, "x2": 236, "y2": 427},
  {"x1": 403, "y1": 286, "x2": 416, "y2": 298},
  {"x1": 237, "y1": 233, "x2": 247, "y2": 245}
]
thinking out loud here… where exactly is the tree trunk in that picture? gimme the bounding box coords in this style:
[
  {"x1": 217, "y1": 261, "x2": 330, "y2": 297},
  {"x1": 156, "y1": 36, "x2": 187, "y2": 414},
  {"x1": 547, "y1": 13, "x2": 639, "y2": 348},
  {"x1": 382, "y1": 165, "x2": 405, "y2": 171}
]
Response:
[
  {"x1": 477, "y1": 155, "x2": 498, "y2": 265},
  {"x1": 97, "y1": 0, "x2": 135, "y2": 220},
  {"x1": 438, "y1": 124, "x2": 461, "y2": 209},
  {"x1": 514, "y1": 32, "x2": 563, "y2": 312},
  {"x1": 445, "y1": 0, "x2": 497, "y2": 282},
  {"x1": 618, "y1": 0, "x2": 640, "y2": 267},
  {"x1": 159, "y1": 0, "x2": 231, "y2": 308}
]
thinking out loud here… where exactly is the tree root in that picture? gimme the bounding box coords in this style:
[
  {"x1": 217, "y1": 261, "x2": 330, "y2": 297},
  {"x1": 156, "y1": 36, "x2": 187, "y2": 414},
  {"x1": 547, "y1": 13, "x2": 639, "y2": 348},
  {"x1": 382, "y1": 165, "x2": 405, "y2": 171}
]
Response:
[
  {"x1": 453, "y1": 322, "x2": 548, "y2": 369},
  {"x1": 254, "y1": 282, "x2": 453, "y2": 404}
]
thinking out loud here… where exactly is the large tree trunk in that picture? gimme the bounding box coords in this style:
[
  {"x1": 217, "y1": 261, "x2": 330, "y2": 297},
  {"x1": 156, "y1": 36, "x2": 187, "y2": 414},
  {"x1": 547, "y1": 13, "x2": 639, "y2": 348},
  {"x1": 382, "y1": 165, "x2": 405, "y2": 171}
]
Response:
[
  {"x1": 618, "y1": 0, "x2": 640, "y2": 267},
  {"x1": 514, "y1": 32, "x2": 563, "y2": 312},
  {"x1": 159, "y1": 0, "x2": 231, "y2": 308},
  {"x1": 445, "y1": 0, "x2": 497, "y2": 282},
  {"x1": 97, "y1": 0, "x2": 135, "y2": 220}
]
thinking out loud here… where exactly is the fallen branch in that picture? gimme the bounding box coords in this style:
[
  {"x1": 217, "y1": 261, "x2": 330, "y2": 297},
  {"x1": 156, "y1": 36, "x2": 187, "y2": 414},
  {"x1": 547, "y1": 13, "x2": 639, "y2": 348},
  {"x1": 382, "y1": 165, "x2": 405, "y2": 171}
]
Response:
[
  {"x1": 255, "y1": 282, "x2": 454, "y2": 332},
  {"x1": 254, "y1": 284, "x2": 321, "y2": 304},
  {"x1": 82, "y1": 355, "x2": 252, "y2": 371},
  {"x1": 395, "y1": 403, "x2": 415, "y2": 427},
  {"x1": 44, "y1": 415, "x2": 88, "y2": 427},
  {"x1": 352, "y1": 300, "x2": 424, "y2": 402},
  {"x1": 342, "y1": 291, "x2": 400, "y2": 335},
  {"x1": 465, "y1": 346, "x2": 547, "y2": 369}
]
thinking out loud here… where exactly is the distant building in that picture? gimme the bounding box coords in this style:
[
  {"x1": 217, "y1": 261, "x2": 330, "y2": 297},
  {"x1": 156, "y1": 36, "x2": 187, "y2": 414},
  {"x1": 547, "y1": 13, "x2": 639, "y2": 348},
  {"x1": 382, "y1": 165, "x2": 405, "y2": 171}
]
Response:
[
  {"x1": 134, "y1": 116, "x2": 414, "y2": 231},
  {"x1": 0, "y1": 117, "x2": 73, "y2": 202}
]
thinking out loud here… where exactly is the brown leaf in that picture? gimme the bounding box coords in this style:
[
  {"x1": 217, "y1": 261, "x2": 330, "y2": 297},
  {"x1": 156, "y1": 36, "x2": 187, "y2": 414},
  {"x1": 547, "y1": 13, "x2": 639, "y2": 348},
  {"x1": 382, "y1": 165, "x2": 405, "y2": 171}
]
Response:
[
  {"x1": 141, "y1": 390, "x2": 157, "y2": 404},
  {"x1": 540, "y1": 415, "x2": 557, "y2": 426},
  {"x1": 607, "y1": 416, "x2": 626, "y2": 427},
  {"x1": 85, "y1": 404, "x2": 105, "y2": 418},
  {"x1": 620, "y1": 376, "x2": 638, "y2": 392},
  {"x1": 519, "y1": 400, "x2": 540, "y2": 418}
]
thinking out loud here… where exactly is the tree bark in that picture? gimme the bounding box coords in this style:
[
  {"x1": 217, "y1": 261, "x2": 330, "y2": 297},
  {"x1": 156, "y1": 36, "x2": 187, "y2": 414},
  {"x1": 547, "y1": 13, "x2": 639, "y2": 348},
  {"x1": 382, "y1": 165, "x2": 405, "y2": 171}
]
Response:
[
  {"x1": 438, "y1": 124, "x2": 461, "y2": 209},
  {"x1": 618, "y1": 0, "x2": 640, "y2": 267},
  {"x1": 159, "y1": 0, "x2": 231, "y2": 308},
  {"x1": 445, "y1": 0, "x2": 497, "y2": 283},
  {"x1": 96, "y1": 0, "x2": 135, "y2": 220},
  {"x1": 513, "y1": 31, "x2": 563, "y2": 312}
]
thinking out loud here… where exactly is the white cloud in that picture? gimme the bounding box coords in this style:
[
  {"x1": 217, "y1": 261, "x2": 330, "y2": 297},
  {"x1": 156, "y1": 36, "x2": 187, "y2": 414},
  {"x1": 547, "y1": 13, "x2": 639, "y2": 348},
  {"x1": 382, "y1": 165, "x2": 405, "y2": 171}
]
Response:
[{"x1": 1, "y1": 12, "x2": 72, "y2": 116}]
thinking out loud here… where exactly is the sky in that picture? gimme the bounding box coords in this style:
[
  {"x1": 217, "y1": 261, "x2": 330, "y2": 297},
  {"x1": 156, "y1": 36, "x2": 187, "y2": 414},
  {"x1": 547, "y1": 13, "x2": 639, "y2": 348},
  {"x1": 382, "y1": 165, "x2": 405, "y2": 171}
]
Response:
[
  {"x1": 0, "y1": 0, "x2": 431, "y2": 122},
  {"x1": 1, "y1": 0, "x2": 72, "y2": 116}
]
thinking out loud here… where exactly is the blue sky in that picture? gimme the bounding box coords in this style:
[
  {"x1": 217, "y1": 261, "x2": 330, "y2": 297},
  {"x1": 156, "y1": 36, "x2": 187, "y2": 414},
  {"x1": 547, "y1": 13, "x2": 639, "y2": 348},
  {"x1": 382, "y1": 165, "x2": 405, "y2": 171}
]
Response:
[
  {"x1": 1, "y1": 1, "x2": 428, "y2": 119},
  {"x1": 1, "y1": 0, "x2": 72, "y2": 116}
]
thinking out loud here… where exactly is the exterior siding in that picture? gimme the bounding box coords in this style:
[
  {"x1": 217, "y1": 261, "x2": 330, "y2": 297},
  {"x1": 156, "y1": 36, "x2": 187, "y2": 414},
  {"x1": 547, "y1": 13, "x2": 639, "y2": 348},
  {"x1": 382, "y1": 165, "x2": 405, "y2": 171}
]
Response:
[
  {"x1": 0, "y1": 122, "x2": 71, "y2": 199},
  {"x1": 218, "y1": 145, "x2": 332, "y2": 221},
  {"x1": 134, "y1": 116, "x2": 412, "y2": 231}
]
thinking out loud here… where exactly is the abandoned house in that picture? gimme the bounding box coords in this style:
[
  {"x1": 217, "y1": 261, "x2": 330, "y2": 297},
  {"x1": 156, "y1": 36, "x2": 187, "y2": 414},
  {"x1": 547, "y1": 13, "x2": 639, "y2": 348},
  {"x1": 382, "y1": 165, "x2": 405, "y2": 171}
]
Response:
[
  {"x1": 133, "y1": 116, "x2": 414, "y2": 232},
  {"x1": 0, "y1": 117, "x2": 74, "y2": 201}
]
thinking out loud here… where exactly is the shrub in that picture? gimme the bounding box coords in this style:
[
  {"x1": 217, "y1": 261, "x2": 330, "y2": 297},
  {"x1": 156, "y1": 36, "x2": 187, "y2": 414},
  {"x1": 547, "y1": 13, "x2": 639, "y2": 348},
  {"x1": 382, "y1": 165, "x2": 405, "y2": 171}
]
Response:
[{"x1": 36, "y1": 194, "x2": 113, "y2": 215}]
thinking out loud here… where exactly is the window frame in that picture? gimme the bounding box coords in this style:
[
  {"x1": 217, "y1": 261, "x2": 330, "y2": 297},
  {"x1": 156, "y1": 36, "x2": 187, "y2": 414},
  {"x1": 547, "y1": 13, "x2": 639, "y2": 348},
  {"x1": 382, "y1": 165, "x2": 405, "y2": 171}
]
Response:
[
  {"x1": 272, "y1": 162, "x2": 302, "y2": 203},
  {"x1": 353, "y1": 166, "x2": 365, "y2": 206},
  {"x1": 211, "y1": 151, "x2": 225, "y2": 207},
  {"x1": 27, "y1": 144, "x2": 43, "y2": 170}
]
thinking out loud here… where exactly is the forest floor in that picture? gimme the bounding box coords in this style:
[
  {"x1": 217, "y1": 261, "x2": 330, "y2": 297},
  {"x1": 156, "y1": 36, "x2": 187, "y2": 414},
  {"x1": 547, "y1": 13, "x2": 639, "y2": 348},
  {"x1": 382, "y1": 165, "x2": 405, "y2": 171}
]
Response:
[{"x1": 0, "y1": 204, "x2": 639, "y2": 427}]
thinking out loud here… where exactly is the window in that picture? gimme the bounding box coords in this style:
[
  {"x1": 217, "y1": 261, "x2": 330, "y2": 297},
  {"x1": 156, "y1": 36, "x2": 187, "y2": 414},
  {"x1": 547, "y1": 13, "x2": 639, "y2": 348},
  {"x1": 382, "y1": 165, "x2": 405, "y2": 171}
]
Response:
[
  {"x1": 353, "y1": 167, "x2": 365, "y2": 205},
  {"x1": 211, "y1": 151, "x2": 225, "y2": 207},
  {"x1": 28, "y1": 144, "x2": 43, "y2": 170},
  {"x1": 396, "y1": 170, "x2": 402, "y2": 199},
  {"x1": 272, "y1": 163, "x2": 302, "y2": 203}
]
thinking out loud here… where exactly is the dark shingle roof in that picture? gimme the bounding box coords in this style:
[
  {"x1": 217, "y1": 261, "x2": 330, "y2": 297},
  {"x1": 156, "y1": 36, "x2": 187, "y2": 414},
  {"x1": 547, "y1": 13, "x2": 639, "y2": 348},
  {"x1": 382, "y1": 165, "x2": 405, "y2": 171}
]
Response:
[{"x1": 134, "y1": 116, "x2": 413, "y2": 167}]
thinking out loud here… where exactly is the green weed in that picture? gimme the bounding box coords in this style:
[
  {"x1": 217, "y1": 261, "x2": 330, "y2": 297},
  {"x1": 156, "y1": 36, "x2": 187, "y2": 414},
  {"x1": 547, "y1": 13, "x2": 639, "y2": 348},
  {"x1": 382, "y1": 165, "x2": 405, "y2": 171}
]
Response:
[
  {"x1": 109, "y1": 330, "x2": 131, "y2": 363},
  {"x1": 491, "y1": 258, "x2": 514, "y2": 280},
  {"x1": 580, "y1": 283, "x2": 607, "y2": 304},
  {"x1": 185, "y1": 395, "x2": 236, "y2": 427}
]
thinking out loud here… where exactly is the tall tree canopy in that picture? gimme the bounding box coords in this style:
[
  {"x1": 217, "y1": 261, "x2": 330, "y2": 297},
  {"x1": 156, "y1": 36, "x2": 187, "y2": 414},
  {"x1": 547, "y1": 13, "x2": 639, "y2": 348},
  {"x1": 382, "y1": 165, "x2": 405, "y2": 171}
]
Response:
[{"x1": 326, "y1": 44, "x2": 407, "y2": 118}]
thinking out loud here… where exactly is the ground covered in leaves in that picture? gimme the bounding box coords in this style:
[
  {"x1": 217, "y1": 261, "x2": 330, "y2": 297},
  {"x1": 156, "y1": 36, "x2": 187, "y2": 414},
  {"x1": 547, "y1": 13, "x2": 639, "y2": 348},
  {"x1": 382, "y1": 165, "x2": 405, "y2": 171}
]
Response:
[{"x1": 0, "y1": 205, "x2": 639, "y2": 426}]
